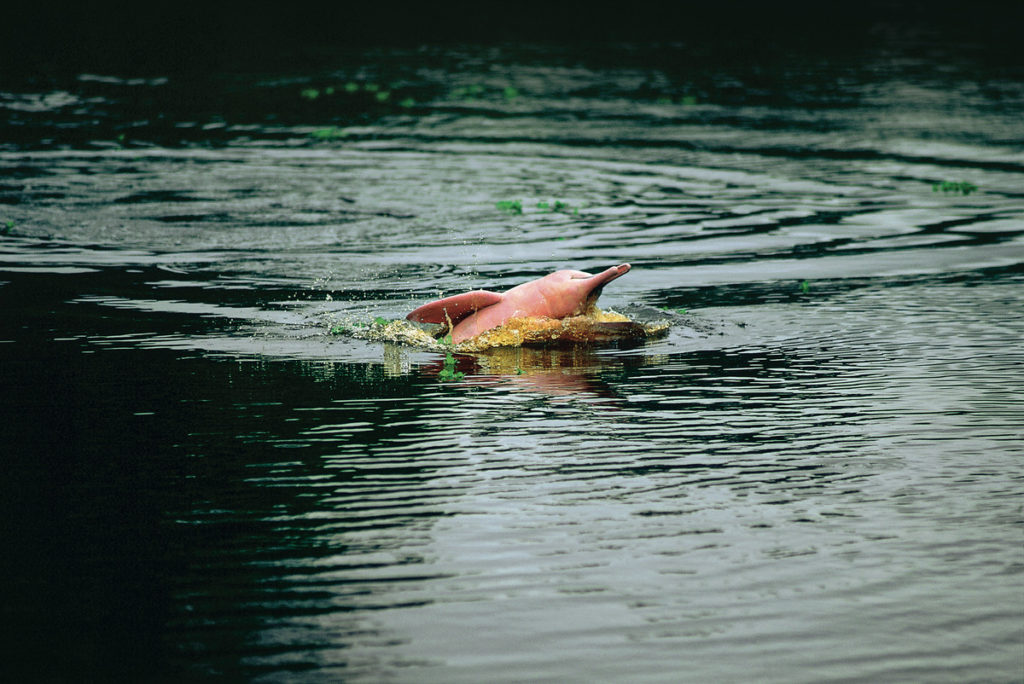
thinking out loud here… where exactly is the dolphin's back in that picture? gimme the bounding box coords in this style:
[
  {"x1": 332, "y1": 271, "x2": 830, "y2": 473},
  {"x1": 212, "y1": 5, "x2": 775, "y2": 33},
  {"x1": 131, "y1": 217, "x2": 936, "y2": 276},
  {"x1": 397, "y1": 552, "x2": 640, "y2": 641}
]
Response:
[{"x1": 406, "y1": 290, "x2": 503, "y2": 325}]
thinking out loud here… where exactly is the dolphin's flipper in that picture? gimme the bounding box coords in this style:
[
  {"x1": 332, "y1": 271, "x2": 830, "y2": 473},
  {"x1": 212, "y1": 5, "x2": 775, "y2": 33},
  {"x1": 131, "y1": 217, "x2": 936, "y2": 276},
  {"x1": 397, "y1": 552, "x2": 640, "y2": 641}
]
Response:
[{"x1": 406, "y1": 290, "x2": 503, "y2": 324}]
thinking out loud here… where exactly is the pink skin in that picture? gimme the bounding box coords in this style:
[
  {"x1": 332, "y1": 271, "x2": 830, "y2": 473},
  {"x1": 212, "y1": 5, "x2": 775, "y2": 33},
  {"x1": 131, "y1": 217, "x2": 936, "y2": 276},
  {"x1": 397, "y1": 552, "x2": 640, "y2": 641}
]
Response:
[{"x1": 407, "y1": 264, "x2": 631, "y2": 344}]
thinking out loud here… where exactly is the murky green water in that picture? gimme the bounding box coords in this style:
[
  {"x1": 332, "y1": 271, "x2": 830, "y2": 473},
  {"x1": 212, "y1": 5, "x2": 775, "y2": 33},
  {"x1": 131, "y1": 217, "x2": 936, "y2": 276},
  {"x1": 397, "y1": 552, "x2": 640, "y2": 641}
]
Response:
[{"x1": 2, "y1": 31, "x2": 1022, "y2": 683}]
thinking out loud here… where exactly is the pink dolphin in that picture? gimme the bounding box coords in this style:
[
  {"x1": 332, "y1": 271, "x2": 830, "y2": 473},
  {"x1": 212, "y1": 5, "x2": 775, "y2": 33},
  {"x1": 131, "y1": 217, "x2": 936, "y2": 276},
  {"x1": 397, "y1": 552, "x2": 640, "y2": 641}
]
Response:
[{"x1": 407, "y1": 263, "x2": 631, "y2": 343}]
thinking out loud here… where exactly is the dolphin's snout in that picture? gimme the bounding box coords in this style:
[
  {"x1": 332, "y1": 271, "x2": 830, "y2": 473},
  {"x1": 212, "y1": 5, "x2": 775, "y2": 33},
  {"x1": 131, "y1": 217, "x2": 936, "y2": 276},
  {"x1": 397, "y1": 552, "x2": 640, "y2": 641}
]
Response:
[{"x1": 594, "y1": 263, "x2": 630, "y2": 285}]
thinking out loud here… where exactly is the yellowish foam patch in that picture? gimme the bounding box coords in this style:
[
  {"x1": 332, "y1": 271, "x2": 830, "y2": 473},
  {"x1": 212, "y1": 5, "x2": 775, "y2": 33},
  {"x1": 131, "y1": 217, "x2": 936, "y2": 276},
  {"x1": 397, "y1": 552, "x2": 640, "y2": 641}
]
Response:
[
  {"x1": 457, "y1": 307, "x2": 668, "y2": 351},
  {"x1": 333, "y1": 307, "x2": 668, "y2": 351}
]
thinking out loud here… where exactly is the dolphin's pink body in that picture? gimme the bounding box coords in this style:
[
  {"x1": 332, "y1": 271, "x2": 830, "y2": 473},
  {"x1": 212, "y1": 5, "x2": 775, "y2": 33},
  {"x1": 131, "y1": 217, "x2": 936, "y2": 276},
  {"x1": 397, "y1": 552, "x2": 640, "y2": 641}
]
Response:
[{"x1": 407, "y1": 264, "x2": 631, "y2": 343}]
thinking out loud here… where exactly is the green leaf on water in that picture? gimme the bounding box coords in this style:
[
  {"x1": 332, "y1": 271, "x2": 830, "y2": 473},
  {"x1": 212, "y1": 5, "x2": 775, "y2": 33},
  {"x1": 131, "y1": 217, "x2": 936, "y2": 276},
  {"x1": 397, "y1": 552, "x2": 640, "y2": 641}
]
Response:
[
  {"x1": 454, "y1": 83, "x2": 485, "y2": 98},
  {"x1": 800, "y1": 280, "x2": 810, "y2": 294},
  {"x1": 439, "y1": 350, "x2": 465, "y2": 382},
  {"x1": 310, "y1": 127, "x2": 348, "y2": 140},
  {"x1": 453, "y1": 84, "x2": 486, "y2": 100},
  {"x1": 537, "y1": 200, "x2": 576, "y2": 214},
  {"x1": 496, "y1": 200, "x2": 523, "y2": 215},
  {"x1": 932, "y1": 180, "x2": 977, "y2": 195},
  {"x1": 300, "y1": 88, "x2": 320, "y2": 100}
]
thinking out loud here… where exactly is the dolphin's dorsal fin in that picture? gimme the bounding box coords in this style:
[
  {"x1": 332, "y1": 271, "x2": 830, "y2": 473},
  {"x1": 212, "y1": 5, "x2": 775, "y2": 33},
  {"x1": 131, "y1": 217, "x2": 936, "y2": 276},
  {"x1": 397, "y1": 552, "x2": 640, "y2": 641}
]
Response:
[{"x1": 406, "y1": 290, "x2": 503, "y2": 325}]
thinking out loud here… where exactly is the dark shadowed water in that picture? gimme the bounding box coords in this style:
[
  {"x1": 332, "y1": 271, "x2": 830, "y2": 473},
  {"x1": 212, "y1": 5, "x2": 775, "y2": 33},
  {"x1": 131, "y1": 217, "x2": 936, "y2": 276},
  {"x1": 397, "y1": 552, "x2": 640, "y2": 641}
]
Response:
[{"x1": 2, "y1": 19, "x2": 1023, "y2": 683}]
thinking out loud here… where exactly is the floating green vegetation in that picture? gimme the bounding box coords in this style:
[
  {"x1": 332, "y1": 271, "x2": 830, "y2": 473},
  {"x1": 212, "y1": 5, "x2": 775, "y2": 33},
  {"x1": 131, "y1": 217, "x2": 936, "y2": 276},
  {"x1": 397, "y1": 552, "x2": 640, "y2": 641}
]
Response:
[
  {"x1": 800, "y1": 280, "x2": 811, "y2": 294},
  {"x1": 496, "y1": 200, "x2": 523, "y2": 215},
  {"x1": 451, "y1": 84, "x2": 520, "y2": 101},
  {"x1": 310, "y1": 126, "x2": 348, "y2": 140},
  {"x1": 933, "y1": 180, "x2": 978, "y2": 195},
  {"x1": 660, "y1": 305, "x2": 688, "y2": 315},
  {"x1": 1, "y1": 220, "x2": 13, "y2": 235},
  {"x1": 515, "y1": 366, "x2": 525, "y2": 375},
  {"x1": 536, "y1": 200, "x2": 579, "y2": 215},
  {"x1": 438, "y1": 350, "x2": 465, "y2": 382},
  {"x1": 495, "y1": 200, "x2": 583, "y2": 217},
  {"x1": 300, "y1": 81, "x2": 413, "y2": 114},
  {"x1": 656, "y1": 95, "x2": 698, "y2": 105},
  {"x1": 452, "y1": 84, "x2": 485, "y2": 100}
]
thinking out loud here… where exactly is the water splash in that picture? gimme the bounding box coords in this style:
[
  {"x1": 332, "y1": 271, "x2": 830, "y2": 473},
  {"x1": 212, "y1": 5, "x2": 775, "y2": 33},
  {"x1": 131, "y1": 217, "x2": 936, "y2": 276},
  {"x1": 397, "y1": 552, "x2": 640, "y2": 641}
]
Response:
[{"x1": 328, "y1": 307, "x2": 670, "y2": 352}]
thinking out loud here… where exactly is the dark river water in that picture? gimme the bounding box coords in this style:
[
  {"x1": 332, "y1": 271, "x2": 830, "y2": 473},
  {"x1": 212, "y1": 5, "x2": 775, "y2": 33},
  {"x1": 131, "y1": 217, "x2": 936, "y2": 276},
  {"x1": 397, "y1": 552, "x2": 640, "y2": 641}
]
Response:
[{"x1": 2, "y1": 15, "x2": 1023, "y2": 683}]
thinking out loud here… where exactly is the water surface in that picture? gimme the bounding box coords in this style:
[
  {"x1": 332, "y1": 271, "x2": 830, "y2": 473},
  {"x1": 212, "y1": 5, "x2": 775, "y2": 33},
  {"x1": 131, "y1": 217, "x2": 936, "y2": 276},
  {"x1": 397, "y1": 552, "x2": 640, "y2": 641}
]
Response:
[{"x1": 2, "y1": 29, "x2": 1022, "y2": 683}]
